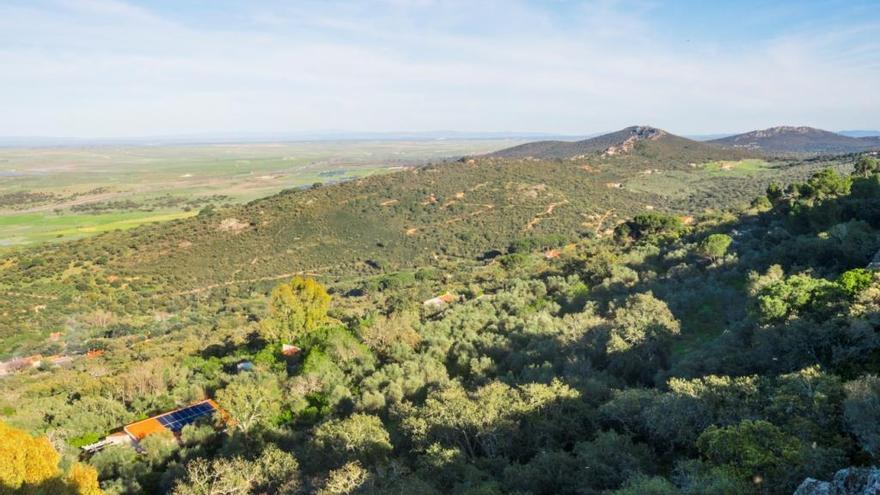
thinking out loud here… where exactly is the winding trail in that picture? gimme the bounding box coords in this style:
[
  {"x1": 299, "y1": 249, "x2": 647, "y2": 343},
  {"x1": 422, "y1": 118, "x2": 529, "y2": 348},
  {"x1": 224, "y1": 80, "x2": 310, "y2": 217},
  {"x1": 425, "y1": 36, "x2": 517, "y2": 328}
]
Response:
[{"x1": 524, "y1": 200, "x2": 569, "y2": 231}]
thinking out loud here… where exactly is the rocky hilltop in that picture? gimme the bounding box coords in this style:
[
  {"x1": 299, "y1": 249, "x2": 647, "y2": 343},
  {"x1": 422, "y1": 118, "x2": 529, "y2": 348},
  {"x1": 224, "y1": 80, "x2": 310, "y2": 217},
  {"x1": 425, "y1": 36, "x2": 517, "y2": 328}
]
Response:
[
  {"x1": 489, "y1": 125, "x2": 751, "y2": 161},
  {"x1": 794, "y1": 467, "x2": 880, "y2": 495},
  {"x1": 710, "y1": 126, "x2": 880, "y2": 154}
]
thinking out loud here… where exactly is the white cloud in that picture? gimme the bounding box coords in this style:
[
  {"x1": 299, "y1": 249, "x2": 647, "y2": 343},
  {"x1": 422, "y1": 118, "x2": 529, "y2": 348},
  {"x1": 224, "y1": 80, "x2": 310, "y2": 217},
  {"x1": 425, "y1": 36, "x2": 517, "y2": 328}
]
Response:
[{"x1": 0, "y1": 0, "x2": 877, "y2": 137}]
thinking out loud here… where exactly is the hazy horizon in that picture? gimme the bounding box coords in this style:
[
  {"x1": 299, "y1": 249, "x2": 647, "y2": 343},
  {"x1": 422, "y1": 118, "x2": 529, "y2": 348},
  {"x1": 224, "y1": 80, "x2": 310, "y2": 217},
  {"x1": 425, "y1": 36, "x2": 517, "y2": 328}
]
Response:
[
  {"x1": 0, "y1": 127, "x2": 877, "y2": 147},
  {"x1": 2, "y1": 0, "x2": 879, "y2": 138}
]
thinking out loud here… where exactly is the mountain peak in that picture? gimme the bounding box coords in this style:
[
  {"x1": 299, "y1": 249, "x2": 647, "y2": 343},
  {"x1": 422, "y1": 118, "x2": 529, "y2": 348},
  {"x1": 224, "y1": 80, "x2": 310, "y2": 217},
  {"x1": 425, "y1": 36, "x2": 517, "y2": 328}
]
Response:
[
  {"x1": 622, "y1": 125, "x2": 666, "y2": 137},
  {"x1": 602, "y1": 126, "x2": 667, "y2": 156},
  {"x1": 489, "y1": 125, "x2": 750, "y2": 162},
  {"x1": 710, "y1": 126, "x2": 879, "y2": 153},
  {"x1": 752, "y1": 126, "x2": 823, "y2": 137}
]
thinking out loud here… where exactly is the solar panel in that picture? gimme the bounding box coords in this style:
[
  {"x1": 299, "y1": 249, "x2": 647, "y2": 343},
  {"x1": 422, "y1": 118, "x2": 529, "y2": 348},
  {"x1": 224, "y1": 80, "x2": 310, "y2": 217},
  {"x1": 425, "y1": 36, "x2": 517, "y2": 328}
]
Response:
[{"x1": 156, "y1": 401, "x2": 217, "y2": 432}]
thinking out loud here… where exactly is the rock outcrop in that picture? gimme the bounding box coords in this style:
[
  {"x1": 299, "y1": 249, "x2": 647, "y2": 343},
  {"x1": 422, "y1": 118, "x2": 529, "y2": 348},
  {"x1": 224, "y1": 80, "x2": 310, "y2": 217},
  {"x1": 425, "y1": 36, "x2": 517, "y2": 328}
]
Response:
[{"x1": 793, "y1": 467, "x2": 880, "y2": 495}]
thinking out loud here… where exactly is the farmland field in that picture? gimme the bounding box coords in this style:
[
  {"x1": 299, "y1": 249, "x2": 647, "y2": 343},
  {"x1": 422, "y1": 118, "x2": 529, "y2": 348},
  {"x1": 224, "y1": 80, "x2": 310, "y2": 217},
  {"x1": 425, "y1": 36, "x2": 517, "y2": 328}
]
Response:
[{"x1": 0, "y1": 139, "x2": 521, "y2": 248}]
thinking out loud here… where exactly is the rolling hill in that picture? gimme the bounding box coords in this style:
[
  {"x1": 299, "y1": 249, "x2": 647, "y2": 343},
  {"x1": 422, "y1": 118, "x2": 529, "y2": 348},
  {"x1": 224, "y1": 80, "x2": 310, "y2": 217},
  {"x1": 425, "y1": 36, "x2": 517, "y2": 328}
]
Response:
[
  {"x1": 488, "y1": 125, "x2": 756, "y2": 161},
  {"x1": 1, "y1": 136, "x2": 876, "y2": 495},
  {"x1": 709, "y1": 126, "x2": 880, "y2": 154},
  {"x1": 0, "y1": 138, "x2": 854, "y2": 354}
]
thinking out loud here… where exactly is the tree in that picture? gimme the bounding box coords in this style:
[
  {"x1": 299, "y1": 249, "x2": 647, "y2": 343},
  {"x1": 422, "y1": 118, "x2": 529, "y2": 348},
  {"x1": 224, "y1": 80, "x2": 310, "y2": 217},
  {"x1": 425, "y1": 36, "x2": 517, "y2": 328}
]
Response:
[
  {"x1": 172, "y1": 457, "x2": 260, "y2": 495},
  {"x1": 750, "y1": 273, "x2": 837, "y2": 324},
  {"x1": 698, "y1": 234, "x2": 732, "y2": 262},
  {"x1": 261, "y1": 277, "x2": 331, "y2": 344},
  {"x1": 837, "y1": 268, "x2": 874, "y2": 297},
  {"x1": 64, "y1": 464, "x2": 103, "y2": 495},
  {"x1": 766, "y1": 182, "x2": 783, "y2": 202},
  {"x1": 0, "y1": 420, "x2": 63, "y2": 495},
  {"x1": 616, "y1": 213, "x2": 685, "y2": 242},
  {"x1": 610, "y1": 475, "x2": 680, "y2": 495},
  {"x1": 800, "y1": 168, "x2": 851, "y2": 201},
  {"x1": 318, "y1": 461, "x2": 369, "y2": 495},
  {"x1": 843, "y1": 375, "x2": 880, "y2": 456},
  {"x1": 216, "y1": 372, "x2": 283, "y2": 433},
  {"x1": 312, "y1": 414, "x2": 393, "y2": 469},
  {"x1": 696, "y1": 420, "x2": 803, "y2": 488},
  {"x1": 606, "y1": 292, "x2": 681, "y2": 384},
  {"x1": 172, "y1": 446, "x2": 299, "y2": 495},
  {"x1": 574, "y1": 431, "x2": 654, "y2": 491},
  {"x1": 853, "y1": 155, "x2": 880, "y2": 177},
  {"x1": 0, "y1": 420, "x2": 103, "y2": 495},
  {"x1": 750, "y1": 195, "x2": 772, "y2": 211}
]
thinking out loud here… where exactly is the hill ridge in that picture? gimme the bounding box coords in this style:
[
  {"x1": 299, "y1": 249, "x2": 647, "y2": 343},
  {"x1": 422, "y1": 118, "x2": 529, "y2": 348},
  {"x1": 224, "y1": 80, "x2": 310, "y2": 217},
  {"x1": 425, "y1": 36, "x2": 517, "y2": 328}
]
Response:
[
  {"x1": 710, "y1": 126, "x2": 880, "y2": 153},
  {"x1": 488, "y1": 125, "x2": 754, "y2": 162}
]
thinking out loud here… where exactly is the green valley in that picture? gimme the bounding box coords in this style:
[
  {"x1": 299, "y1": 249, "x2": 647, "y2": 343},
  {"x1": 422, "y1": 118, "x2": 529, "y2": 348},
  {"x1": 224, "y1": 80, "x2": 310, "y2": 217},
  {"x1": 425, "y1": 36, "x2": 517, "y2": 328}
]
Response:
[{"x1": 0, "y1": 140, "x2": 520, "y2": 248}]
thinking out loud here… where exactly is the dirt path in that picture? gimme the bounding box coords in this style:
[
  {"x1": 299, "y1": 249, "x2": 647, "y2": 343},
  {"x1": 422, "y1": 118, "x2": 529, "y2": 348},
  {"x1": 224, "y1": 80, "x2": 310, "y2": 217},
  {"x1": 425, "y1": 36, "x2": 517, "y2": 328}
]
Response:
[
  {"x1": 524, "y1": 200, "x2": 569, "y2": 231},
  {"x1": 441, "y1": 204, "x2": 495, "y2": 226},
  {"x1": 590, "y1": 209, "x2": 615, "y2": 235}
]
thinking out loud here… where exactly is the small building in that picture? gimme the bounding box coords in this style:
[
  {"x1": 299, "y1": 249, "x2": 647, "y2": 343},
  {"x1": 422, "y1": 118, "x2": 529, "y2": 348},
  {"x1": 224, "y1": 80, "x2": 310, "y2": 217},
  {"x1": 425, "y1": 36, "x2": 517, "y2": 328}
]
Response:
[
  {"x1": 124, "y1": 399, "x2": 225, "y2": 442},
  {"x1": 81, "y1": 432, "x2": 132, "y2": 454},
  {"x1": 0, "y1": 355, "x2": 44, "y2": 375},
  {"x1": 423, "y1": 292, "x2": 458, "y2": 311},
  {"x1": 236, "y1": 361, "x2": 255, "y2": 372},
  {"x1": 86, "y1": 349, "x2": 105, "y2": 360},
  {"x1": 81, "y1": 399, "x2": 230, "y2": 454},
  {"x1": 281, "y1": 344, "x2": 301, "y2": 357}
]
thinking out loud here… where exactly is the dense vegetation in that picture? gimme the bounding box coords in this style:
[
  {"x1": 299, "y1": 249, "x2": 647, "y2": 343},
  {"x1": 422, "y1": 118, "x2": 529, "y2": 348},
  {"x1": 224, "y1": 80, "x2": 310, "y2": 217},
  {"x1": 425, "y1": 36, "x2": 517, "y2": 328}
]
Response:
[
  {"x1": 0, "y1": 142, "x2": 853, "y2": 354},
  {"x1": 709, "y1": 126, "x2": 880, "y2": 154},
  {"x1": 2, "y1": 153, "x2": 880, "y2": 494}
]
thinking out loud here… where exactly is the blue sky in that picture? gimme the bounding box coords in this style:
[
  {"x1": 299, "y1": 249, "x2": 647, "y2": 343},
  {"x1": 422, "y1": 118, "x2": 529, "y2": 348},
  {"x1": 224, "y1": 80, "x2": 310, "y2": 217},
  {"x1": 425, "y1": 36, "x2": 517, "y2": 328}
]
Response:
[{"x1": 1, "y1": 0, "x2": 878, "y2": 138}]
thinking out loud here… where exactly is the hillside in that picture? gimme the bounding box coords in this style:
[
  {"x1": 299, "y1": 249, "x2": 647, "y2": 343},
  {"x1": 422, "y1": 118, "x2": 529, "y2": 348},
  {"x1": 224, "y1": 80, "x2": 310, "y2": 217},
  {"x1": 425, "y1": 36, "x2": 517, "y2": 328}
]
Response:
[
  {"x1": 0, "y1": 147, "x2": 855, "y2": 354},
  {"x1": 710, "y1": 126, "x2": 880, "y2": 154},
  {"x1": 2, "y1": 164, "x2": 880, "y2": 495},
  {"x1": 0, "y1": 140, "x2": 523, "y2": 249},
  {"x1": 858, "y1": 135, "x2": 880, "y2": 147},
  {"x1": 489, "y1": 125, "x2": 756, "y2": 161}
]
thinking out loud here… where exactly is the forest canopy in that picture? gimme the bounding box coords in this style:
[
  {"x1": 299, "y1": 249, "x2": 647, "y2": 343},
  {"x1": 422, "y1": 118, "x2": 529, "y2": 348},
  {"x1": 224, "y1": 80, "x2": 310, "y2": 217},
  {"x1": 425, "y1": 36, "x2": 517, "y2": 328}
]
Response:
[{"x1": 1, "y1": 160, "x2": 880, "y2": 494}]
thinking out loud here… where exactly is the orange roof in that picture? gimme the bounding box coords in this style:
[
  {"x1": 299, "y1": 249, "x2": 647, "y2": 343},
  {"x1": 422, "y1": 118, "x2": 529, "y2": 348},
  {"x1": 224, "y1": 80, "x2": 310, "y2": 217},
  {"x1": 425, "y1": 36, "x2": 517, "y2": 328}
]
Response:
[
  {"x1": 438, "y1": 293, "x2": 457, "y2": 303},
  {"x1": 281, "y1": 344, "x2": 301, "y2": 357},
  {"x1": 124, "y1": 399, "x2": 224, "y2": 441},
  {"x1": 124, "y1": 417, "x2": 167, "y2": 441}
]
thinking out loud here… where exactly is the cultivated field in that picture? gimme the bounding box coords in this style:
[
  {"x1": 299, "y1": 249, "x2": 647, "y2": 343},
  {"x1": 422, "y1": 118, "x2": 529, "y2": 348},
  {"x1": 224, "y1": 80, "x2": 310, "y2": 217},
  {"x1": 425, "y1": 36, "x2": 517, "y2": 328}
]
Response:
[{"x1": 0, "y1": 140, "x2": 520, "y2": 248}]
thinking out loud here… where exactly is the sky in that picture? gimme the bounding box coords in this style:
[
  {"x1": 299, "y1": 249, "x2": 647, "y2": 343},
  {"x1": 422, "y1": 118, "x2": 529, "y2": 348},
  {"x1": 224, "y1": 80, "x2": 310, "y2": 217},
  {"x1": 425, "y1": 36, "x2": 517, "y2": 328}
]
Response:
[{"x1": 1, "y1": 0, "x2": 878, "y2": 138}]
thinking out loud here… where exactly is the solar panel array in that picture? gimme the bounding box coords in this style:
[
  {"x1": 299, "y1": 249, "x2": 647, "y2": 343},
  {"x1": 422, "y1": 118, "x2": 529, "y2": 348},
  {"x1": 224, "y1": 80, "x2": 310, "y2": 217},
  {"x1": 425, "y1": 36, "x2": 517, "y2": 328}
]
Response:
[{"x1": 156, "y1": 401, "x2": 216, "y2": 432}]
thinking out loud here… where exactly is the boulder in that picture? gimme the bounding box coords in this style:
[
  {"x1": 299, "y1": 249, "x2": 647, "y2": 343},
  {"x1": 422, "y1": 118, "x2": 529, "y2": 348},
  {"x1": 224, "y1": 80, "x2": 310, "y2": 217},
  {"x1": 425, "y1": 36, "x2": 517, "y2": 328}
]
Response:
[{"x1": 793, "y1": 467, "x2": 880, "y2": 495}]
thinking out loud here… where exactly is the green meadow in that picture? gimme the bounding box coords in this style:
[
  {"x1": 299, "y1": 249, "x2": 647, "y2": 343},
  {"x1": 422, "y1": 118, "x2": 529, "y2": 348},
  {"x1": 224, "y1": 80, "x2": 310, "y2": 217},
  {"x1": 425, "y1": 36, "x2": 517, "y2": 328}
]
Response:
[
  {"x1": 0, "y1": 140, "x2": 520, "y2": 248},
  {"x1": 0, "y1": 210, "x2": 197, "y2": 247}
]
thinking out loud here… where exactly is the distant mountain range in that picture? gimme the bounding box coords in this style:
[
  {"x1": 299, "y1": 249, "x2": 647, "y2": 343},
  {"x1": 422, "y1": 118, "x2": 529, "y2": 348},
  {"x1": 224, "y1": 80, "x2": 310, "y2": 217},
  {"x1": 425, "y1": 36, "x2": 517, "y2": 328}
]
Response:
[
  {"x1": 839, "y1": 130, "x2": 880, "y2": 138},
  {"x1": 488, "y1": 125, "x2": 755, "y2": 161},
  {"x1": 490, "y1": 125, "x2": 880, "y2": 158},
  {"x1": 0, "y1": 131, "x2": 583, "y2": 147},
  {"x1": 708, "y1": 126, "x2": 880, "y2": 154},
  {"x1": 4, "y1": 126, "x2": 879, "y2": 152}
]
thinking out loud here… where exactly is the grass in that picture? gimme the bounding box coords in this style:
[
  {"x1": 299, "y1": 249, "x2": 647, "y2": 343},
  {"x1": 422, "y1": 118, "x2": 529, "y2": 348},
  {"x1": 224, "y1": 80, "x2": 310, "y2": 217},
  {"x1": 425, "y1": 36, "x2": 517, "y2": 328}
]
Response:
[
  {"x1": 0, "y1": 140, "x2": 523, "y2": 247},
  {"x1": 0, "y1": 210, "x2": 197, "y2": 248},
  {"x1": 621, "y1": 158, "x2": 845, "y2": 206},
  {"x1": 702, "y1": 158, "x2": 771, "y2": 175}
]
